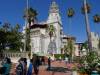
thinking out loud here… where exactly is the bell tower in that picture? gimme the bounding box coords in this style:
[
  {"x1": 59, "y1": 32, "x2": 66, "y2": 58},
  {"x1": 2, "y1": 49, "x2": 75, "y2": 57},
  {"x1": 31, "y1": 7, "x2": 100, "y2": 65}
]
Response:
[{"x1": 47, "y1": 1, "x2": 63, "y2": 54}]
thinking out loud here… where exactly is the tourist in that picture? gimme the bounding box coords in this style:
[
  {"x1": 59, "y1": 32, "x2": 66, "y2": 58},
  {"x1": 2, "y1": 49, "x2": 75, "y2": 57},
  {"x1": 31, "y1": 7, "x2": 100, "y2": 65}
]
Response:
[
  {"x1": 32, "y1": 55, "x2": 40, "y2": 75},
  {"x1": 27, "y1": 59, "x2": 33, "y2": 75},
  {"x1": 23, "y1": 58, "x2": 27, "y2": 75},
  {"x1": 65, "y1": 57, "x2": 68, "y2": 64},
  {"x1": 59, "y1": 56, "x2": 62, "y2": 62},
  {"x1": 41, "y1": 57, "x2": 45, "y2": 65},
  {"x1": 48, "y1": 57, "x2": 51, "y2": 70},
  {"x1": 28, "y1": 52, "x2": 31, "y2": 59},
  {"x1": 16, "y1": 58, "x2": 24, "y2": 75},
  {"x1": 1, "y1": 57, "x2": 12, "y2": 75}
]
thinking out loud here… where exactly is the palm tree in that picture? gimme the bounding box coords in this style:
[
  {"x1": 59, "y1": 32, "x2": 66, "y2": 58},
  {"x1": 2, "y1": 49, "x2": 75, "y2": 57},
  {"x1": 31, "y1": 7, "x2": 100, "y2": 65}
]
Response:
[
  {"x1": 23, "y1": 7, "x2": 38, "y2": 52},
  {"x1": 49, "y1": 24, "x2": 55, "y2": 40},
  {"x1": 67, "y1": 8, "x2": 75, "y2": 17},
  {"x1": 67, "y1": 37, "x2": 74, "y2": 62},
  {"x1": 63, "y1": 45, "x2": 70, "y2": 58},
  {"x1": 66, "y1": 8, "x2": 75, "y2": 62},
  {"x1": 82, "y1": 0, "x2": 92, "y2": 51},
  {"x1": 25, "y1": 28, "x2": 31, "y2": 51},
  {"x1": 48, "y1": 24, "x2": 55, "y2": 54},
  {"x1": 24, "y1": 7, "x2": 38, "y2": 28},
  {"x1": 81, "y1": 3, "x2": 91, "y2": 14},
  {"x1": 67, "y1": 8, "x2": 75, "y2": 35},
  {"x1": 64, "y1": 45, "x2": 68, "y2": 54},
  {"x1": 93, "y1": 14, "x2": 100, "y2": 23},
  {"x1": 98, "y1": 38, "x2": 100, "y2": 50}
]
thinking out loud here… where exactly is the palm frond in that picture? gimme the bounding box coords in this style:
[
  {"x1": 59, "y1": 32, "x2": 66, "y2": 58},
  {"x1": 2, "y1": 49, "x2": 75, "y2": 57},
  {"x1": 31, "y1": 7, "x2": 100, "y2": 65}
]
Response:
[
  {"x1": 67, "y1": 8, "x2": 74, "y2": 17},
  {"x1": 93, "y1": 14, "x2": 100, "y2": 23}
]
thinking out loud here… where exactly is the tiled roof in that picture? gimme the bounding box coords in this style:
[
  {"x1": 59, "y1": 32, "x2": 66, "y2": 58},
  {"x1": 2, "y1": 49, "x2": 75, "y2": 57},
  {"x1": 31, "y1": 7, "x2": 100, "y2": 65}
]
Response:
[
  {"x1": 62, "y1": 36, "x2": 76, "y2": 40},
  {"x1": 30, "y1": 24, "x2": 48, "y2": 29}
]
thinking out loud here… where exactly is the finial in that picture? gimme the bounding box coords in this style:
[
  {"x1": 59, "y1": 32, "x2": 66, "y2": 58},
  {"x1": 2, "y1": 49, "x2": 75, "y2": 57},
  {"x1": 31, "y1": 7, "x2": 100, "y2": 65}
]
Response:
[{"x1": 49, "y1": 0, "x2": 59, "y2": 13}]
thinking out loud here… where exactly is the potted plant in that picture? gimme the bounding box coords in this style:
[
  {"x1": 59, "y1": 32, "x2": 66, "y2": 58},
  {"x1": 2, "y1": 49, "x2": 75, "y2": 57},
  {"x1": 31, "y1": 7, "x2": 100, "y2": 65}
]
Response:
[
  {"x1": 72, "y1": 66, "x2": 78, "y2": 75},
  {"x1": 77, "y1": 66, "x2": 89, "y2": 75}
]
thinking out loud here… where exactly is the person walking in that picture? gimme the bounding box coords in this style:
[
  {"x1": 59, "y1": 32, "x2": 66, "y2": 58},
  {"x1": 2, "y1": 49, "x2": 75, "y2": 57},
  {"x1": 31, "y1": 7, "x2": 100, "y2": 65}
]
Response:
[
  {"x1": 27, "y1": 59, "x2": 33, "y2": 75},
  {"x1": 16, "y1": 58, "x2": 24, "y2": 75},
  {"x1": 65, "y1": 57, "x2": 68, "y2": 64},
  {"x1": 23, "y1": 58, "x2": 27, "y2": 75},
  {"x1": 48, "y1": 57, "x2": 51, "y2": 70},
  {"x1": 41, "y1": 57, "x2": 45, "y2": 65},
  {"x1": 1, "y1": 57, "x2": 12, "y2": 75},
  {"x1": 32, "y1": 55, "x2": 40, "y2": 75}
]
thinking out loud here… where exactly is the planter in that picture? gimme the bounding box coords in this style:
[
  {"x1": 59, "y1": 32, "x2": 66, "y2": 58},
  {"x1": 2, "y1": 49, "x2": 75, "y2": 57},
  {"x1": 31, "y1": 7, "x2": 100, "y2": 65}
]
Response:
[
  {"x1": 91, "y1": 70, "x2": 99, "y2": 75},
  {"x1": 72, "y1": 71, "x2": 78, "y2": 75},
  {"x1": 77, "y1": 72, "x2": 88, "y2": 75}
]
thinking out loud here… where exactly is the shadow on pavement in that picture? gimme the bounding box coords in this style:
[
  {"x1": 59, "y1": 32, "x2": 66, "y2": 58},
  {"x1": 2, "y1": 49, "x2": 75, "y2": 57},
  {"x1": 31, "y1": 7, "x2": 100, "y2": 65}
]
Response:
[{"x1": 46, "y1": 67, "x2": 69, "y2": 73}]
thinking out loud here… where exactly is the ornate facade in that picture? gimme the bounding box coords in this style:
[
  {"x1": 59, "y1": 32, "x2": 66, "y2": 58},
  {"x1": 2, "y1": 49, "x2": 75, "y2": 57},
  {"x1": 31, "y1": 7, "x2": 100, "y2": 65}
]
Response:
[{"x1": 23, "y1": 1, "x2": 73, "y2": 54}]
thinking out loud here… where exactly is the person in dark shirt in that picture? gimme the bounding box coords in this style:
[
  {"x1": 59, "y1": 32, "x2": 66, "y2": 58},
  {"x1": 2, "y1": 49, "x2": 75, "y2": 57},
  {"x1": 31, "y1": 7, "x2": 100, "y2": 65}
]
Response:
[
  {"x1": 23, "y1": 58, "x2": 27, "y2": 75},
  {"x1": 41, "y1": 57, "x2": 45, "y2": 65},
  {"x1": 32, "y1": 55, "x2": 40, "y2": 75},
  {"x1": 16, "y1": 58, "x2": 23, "y2": 75},
  {"x1": 48, "y1": 57, "x2": 51, "y2": 70}
]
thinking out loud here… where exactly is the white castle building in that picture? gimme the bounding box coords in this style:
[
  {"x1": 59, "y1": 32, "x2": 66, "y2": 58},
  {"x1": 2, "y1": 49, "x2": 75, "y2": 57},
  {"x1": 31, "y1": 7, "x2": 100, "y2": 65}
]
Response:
[
  {"x1": 23, "y1": 1, "x2": 64, "y2": 54},
  {"x1": 22, "y1": 1, "x2": 76, "y2": 54}
]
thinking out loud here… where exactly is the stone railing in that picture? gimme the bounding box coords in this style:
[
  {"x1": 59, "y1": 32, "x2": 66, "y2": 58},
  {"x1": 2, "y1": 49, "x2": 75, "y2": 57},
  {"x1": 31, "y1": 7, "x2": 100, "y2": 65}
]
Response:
[{"x1": 1, "y1": 52, "x2": 29, "y2": 59}]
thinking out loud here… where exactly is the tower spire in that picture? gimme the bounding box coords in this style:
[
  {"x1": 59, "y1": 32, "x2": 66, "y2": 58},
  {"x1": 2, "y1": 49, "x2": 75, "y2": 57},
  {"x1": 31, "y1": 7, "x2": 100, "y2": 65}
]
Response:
[
  {"x1": 49, "y1": 0, "x2": 59, "y2": 13},
  {"x1": 47, "y1": 0, "x2": 62, "y2": 54}
]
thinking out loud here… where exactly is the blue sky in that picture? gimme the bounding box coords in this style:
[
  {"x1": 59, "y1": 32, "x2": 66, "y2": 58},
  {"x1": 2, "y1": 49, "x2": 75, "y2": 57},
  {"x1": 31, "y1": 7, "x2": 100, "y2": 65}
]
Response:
[{"x1": 0, "y1": 0, "x2": 100, "y2": 42}]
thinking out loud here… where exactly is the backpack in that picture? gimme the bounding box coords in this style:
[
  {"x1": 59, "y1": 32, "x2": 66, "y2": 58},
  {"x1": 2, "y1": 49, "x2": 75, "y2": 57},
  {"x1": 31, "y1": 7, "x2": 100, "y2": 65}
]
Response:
[
  {"x1": 16, "y1": 63, "x2": 23, "y2": 75},
  {"x1": 0, "y1": 67, "x2": 6, "y2": 74}
]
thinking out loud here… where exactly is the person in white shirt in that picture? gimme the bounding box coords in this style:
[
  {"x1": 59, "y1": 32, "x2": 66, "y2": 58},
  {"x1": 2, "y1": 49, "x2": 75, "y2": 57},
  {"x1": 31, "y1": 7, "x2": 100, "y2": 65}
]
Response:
[{"x1": 65, "y1": 57, "x2": 68, "y2": 64}]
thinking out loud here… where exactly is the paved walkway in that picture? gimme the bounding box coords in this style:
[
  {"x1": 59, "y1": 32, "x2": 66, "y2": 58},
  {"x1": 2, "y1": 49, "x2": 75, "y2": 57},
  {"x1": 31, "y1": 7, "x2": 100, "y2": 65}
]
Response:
[
  {"x1": 10, "y1": 60, "x2": 72, "y2": 75},
  {"x1": 37, "y1": 61, "x2": 72, "y2": 75}
]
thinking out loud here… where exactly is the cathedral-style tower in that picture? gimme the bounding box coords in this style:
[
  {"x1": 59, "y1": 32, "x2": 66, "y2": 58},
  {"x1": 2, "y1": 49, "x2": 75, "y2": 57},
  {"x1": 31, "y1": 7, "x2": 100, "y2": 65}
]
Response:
[{"x1": 47, "y1": 1, "x2": 63, "y2": 54}]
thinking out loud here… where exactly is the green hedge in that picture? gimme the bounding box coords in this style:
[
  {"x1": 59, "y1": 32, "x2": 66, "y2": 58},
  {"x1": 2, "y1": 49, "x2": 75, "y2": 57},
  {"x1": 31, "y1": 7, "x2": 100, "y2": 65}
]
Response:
[{"x1": 54, "y1": 54, "x2": 65, "y2": 59}]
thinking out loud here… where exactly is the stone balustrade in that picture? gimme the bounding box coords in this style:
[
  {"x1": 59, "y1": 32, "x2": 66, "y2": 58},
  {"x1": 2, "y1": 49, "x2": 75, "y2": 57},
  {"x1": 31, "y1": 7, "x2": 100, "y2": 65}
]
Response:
[{"x1": 0, "y1": 52, "x2": 29, "y2": 59}]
